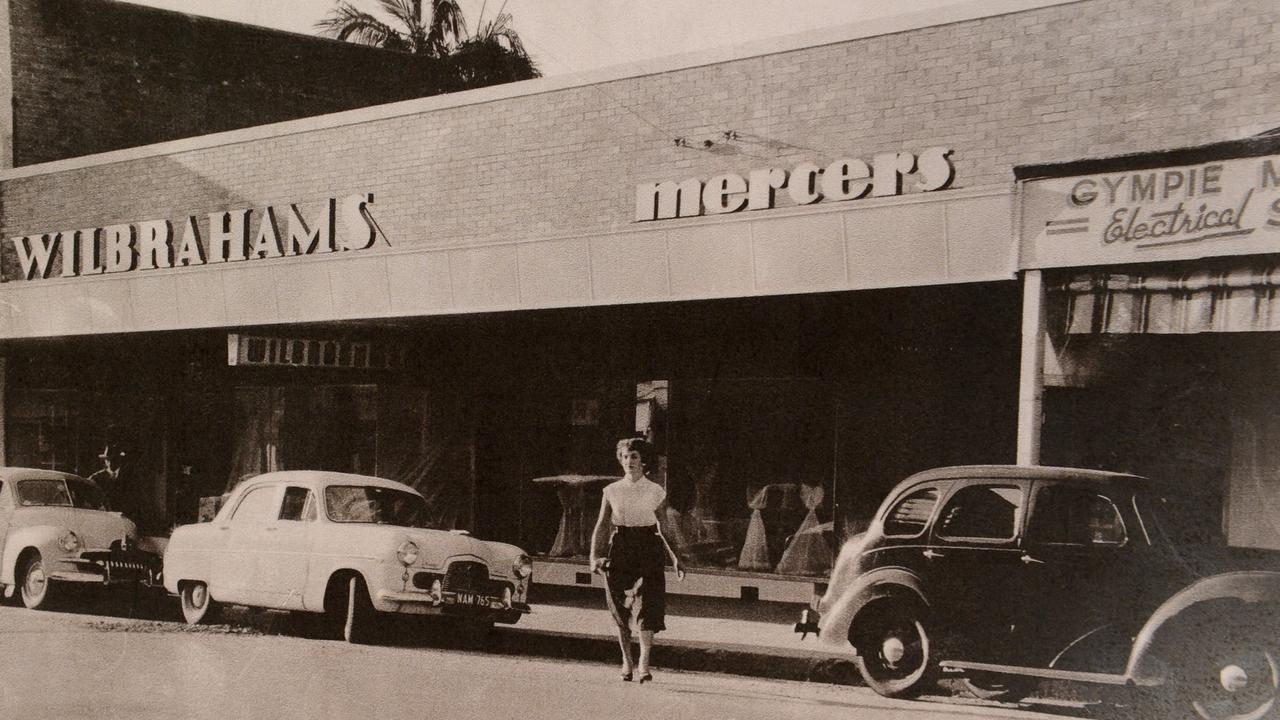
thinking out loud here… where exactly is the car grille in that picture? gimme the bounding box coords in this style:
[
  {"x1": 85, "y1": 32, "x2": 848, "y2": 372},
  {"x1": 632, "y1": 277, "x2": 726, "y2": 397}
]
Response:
[
  {"x1": 105, "y1": 560, "x2": 151, "y2": 572},
  {"x1": 443, "y1": 561, "x2": 489, "y2": 593}
]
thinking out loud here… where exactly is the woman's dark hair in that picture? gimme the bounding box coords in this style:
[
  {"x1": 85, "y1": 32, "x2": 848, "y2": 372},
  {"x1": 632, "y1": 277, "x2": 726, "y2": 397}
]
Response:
[{"x1": 616, "y1": 437, "x2": 655, "y2": 474}]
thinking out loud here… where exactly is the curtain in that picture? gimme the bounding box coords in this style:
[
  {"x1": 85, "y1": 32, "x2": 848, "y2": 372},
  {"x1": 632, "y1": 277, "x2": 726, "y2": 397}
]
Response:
[
  {"x1": 377, "y1": 386, "x2": 475, "y2": 531},
  {"x1": 223, "y1": 385, "x2": 474, "y2": 530},
  {"x1": 1055, "y1": 261, "x2": 1280, "y2": 335},
  {"x1": 225, "y1": 387, "x2": 283, "y2": 492}
]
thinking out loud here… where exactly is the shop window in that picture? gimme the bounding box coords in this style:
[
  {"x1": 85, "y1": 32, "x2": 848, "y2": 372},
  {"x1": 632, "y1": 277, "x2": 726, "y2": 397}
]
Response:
[
  {"x1": 7, "y1": 390, "x2": 79, "y2": 472},
  {"x1": 662, "y1": 378, "x2": 835, "y2": 576},
  {"x1": 936, "y1": 485, "x2": 1023, "y2": 541},
  {"x1": 226, "y1": 385, "x2": 377, "y2": 490}
]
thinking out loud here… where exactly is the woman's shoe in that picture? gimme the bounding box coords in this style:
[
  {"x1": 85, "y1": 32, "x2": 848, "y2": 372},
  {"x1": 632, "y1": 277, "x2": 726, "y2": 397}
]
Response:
[
  {"x1": 638, "y1": 672, "x2": 653, "y2": 684},
  {"x1": 620, "y1": 670, "x2": 633, "y2": 682}
]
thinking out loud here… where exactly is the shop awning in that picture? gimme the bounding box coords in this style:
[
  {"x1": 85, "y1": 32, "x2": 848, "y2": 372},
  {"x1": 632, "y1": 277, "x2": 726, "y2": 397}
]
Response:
[{"x1": 1054, "y1": 261, "x2": 1280, "y2": 334}]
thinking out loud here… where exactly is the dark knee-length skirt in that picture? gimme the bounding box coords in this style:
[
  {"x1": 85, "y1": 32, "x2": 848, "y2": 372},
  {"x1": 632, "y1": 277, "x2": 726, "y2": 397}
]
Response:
[{"x1": 605, "y1": 524, "x2": 667, "y2": 633}]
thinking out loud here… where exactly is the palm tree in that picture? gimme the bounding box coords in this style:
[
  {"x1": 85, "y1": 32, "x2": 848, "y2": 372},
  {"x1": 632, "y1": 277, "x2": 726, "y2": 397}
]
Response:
[
  {"x1": 448, "y1": 9, "x2": 538, "y2": 85},
  {"x1": 316, "y1": 0, "x2": 539, "y2": 85}
]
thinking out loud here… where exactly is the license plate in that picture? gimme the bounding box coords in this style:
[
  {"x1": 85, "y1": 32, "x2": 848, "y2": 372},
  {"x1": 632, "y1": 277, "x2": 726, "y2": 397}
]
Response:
[{"x1": 454, "y1": 592, "x2": 486, "y2": 606}]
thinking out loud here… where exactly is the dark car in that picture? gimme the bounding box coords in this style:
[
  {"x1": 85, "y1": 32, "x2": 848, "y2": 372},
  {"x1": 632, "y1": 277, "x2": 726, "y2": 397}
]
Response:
[{"x1": 796, "y1": 465, "x2": 1280, "y2": 720}]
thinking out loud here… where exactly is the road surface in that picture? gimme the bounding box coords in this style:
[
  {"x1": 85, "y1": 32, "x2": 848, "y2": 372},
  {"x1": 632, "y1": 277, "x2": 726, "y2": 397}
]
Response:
[{"x1": 0, "y1": 600, "x2": 1083, "y2": 720}]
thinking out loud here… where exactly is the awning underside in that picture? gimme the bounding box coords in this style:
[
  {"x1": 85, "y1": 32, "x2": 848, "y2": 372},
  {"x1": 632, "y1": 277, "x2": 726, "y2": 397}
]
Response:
[{"x1": 1054, "y1": 261, "x2": 1280, "y2": 334}]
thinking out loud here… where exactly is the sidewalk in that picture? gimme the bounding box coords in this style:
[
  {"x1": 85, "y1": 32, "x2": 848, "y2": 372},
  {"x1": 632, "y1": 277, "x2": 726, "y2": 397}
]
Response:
[{"x1": 490, "y1": 586, "x2": 858, "y2": 685}]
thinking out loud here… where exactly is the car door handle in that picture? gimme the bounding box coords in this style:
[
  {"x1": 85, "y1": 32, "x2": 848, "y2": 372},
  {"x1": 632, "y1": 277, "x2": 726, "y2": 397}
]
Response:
[
  {"x1": 216, "y1": 526, "x2": 230, "y2": 531},
  {"x1": 922, "y1": 549, "x2": 945, "y2": 560},
  {"x1": 264, "y1": 526, "x2": 278, "y2": 532},
  {"x1": 1020, "y1": 554, "x2": 1045, "y2": 565}
]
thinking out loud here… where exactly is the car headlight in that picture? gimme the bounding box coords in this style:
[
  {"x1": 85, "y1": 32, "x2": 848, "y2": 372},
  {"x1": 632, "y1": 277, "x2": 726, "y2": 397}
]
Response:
[
  {"x1": 60, "y1": 531, "x2": 81, "y2": 553},
  {"x1": 512, "y1": 553, "x2": 533, "y2": 579},
  {"x1": 396, "y1": 541, "x2": 420, "y2": 566}
]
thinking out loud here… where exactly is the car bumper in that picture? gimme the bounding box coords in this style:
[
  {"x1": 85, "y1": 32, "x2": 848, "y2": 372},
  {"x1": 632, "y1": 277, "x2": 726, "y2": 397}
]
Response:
[
  {"x1": 376, "y1": 589, "x2": 531, "y2": 620},
  {"x1": 57, "y1": 548, "x2": 163, "y2": 587}
]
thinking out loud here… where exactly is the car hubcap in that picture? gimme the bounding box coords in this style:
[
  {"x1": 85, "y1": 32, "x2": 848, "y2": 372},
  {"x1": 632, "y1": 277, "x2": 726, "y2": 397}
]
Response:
[
  {"x1": 882, "y1": 637, "x2": 906, "y2": 668},
  {"x1": 1191, "y1": 650, "x2": 1278, "y2": 720},
  {"x1": 190, "y1": 584, "x2": 207, "y2": 610},
  {"x1": 1221, "y1": 665, "x2": 1249, "y2": 693},
  {"x1": 24, "y1": 564, "x2": 45, "y2": 598}
]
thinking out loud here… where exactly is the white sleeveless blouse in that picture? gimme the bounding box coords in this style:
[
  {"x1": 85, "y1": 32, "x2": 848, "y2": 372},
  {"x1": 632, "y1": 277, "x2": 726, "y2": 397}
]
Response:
[{"x1": 603, "y1": 478, "x2": 665, "y2": 527}]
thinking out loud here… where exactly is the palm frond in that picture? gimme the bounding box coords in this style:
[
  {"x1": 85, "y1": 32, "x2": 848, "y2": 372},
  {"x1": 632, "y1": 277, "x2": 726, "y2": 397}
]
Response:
[
  {"x1": 426, "y1": 0, "x2": 467, "y2": 56},
  {"x1": 315, "y1": 1, "x2": 406, "y2": 49},
  {"x1": 470, "y1": 12, "x2": 529, "y2": 58},
  {"x1": 376, "y1": 0, "x2": 423, "y2": 29}
]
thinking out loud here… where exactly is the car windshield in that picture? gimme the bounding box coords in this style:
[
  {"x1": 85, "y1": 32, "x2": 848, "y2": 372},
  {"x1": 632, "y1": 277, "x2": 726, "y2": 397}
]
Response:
[
  {"x1": 324, "y1": 485, "x2": 433, "y2": 528},
  {"x1": 16, "y1": 477, "x2": 109, "y2": 510},
  {"x1": 1137, "y1": 493, "x2": 1228, "y2": 548}
]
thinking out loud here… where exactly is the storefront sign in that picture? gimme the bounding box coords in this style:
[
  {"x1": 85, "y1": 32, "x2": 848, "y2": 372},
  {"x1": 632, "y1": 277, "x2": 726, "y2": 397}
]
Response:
[
  {"x1": 7, "y1": 193, "x2": 383, "y2": 282},
  {"x1": 227, "y1": 332, "x2": 404, "y2": 369},
  {"x1": 1020, "y1": 154, "x2": 1280, "y2": 269},
  {"x1": 634, "y1": 147, "x2": 955, "y2": 222}
]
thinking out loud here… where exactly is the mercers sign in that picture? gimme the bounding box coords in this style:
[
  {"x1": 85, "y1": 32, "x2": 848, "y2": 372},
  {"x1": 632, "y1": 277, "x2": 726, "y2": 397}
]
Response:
[
  {"x1": 1020, "y1": 154, "x2": 1280, "y2": 270},
  {"x1": 634, "y1": 147, "x2": 955, "y2": 222},
  {"x1": 7, "y1": 193, "x2": 382, "y2": 282}
]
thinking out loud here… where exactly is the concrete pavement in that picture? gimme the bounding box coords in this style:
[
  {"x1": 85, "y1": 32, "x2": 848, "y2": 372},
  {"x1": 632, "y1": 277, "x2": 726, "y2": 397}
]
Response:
[{"x1": 495, "y1": 586, "x2": 857, "y2": 684}]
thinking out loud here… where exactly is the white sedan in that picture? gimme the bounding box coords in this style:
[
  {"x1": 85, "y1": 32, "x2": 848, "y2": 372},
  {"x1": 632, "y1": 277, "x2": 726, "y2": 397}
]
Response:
[
  {"x1": 0, "y1": 467, "x2": 162, "y2": 609},
  {"x1": 163, "y1": 470, "x2": 532, "y2": 642}
]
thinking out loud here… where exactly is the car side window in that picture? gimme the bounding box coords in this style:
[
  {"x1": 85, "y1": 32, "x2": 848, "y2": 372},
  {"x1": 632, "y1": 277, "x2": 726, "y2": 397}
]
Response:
[
  {"x1": 1031, "y1": 486, "x2": 1126, "y2": 546},
  {"x1": 230, "y1": 486, "x2": 276, "y2": 524},
  {"x1": 0, "y1": 481, "x2": 8, "y2": 512},
  {"x1": 279, "y1": 487, "x2": 316, "y2": 522},
  {"x1": 883, "y1": 488, "x2": 939, "y2": 537},
  {"x1": 935, "y1": 484, "x2": 1023, "y2": 541}
]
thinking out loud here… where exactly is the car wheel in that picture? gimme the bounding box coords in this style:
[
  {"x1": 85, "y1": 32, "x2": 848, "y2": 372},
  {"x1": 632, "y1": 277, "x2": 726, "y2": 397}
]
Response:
[
  {"x1": 851, "y1": 602, "x2": 937, "y2": 698},
  {"x1": 327, "y1": 575, "x2": 377, "y2": 644},
  {"x1": 1172, "y1": 642, "x2": 1279, "y2": 720},
  {"x1": 179, "y1": 582, "x2": 220, "y2": 625},
  {"x1": 19, "y1": 554, "x2": 57, "y2": 610},
  {"x1": 961, "y1": 672, "x2": 1036, "y2": 702}
]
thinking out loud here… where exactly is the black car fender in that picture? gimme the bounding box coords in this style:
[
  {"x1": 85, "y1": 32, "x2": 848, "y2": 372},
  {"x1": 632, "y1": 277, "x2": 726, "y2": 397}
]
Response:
[
  {"x1": 819, "y1": 566, "x2": 931, "y2": 651},
  {"x1": 1124, "y1": 570, "x2": 1280, "y2": 685}
]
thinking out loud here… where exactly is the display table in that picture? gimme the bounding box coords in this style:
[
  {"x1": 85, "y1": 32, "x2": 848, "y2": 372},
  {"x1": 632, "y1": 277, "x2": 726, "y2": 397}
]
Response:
[{"x1": 532, "y1": 474, "x2": 618, "y2": 557}]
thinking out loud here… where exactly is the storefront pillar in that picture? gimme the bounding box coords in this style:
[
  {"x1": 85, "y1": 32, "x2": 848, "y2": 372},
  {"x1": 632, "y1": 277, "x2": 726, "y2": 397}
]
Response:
[
  {"x1": 0, "y1": 357, "x2": 6, "y2": 464},
  {"x1": 1016, "y1": 270, "x2": 1045, "y2": 465}
]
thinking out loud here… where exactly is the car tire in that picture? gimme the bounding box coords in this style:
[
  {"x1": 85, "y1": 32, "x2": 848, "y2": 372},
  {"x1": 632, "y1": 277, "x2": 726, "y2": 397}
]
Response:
[
  {"x1": 851, "y1": 601, "x2": 938, "y2": 698},
  {"x1": 961, "y1": 672, "x2": 1036, "y2": 703},
  {"x1": 179, "y1": 581, "x2": 220, "y2": 625},
  {"x1": 19, "y1": 553, "x2": 57, "y2": 610},
  {"x1": 327, "y1": 574, "x2": 377, "y2": 644},
  {"x1": 1168, "y1": 639, "x2": 1279, "y2": 720}
]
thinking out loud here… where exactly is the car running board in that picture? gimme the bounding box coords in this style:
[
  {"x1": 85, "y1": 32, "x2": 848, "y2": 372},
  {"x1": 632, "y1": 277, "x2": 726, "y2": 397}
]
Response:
[{"x1": 940, "y1": 660, "x2": 1140, "y2": 686}]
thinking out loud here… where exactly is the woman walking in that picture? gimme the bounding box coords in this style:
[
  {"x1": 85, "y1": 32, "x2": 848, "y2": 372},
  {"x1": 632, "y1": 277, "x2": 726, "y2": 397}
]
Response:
[{"x1": 590, "y1": 437, "x2": 684, "y2": 683}]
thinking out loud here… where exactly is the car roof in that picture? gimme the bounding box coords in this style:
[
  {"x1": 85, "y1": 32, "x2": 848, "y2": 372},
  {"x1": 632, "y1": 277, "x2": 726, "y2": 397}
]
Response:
[
  {"x1": 0, "y1": 467, "x2": 88, "y2": 483},
  {"x1": 901, "y1": 464, "x2": 1153, "y2": 487},
  {"x1": 236, "y1": 470, "x2": 420, "y2": 495}
]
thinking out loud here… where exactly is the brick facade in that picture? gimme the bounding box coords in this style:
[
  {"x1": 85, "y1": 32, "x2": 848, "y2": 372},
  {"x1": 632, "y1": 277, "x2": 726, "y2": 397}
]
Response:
[
  {"x1": 4, "y1": 0, "x2": 1276, "y2": 253},
  {"x1": 8, "y1": 0, "x2": 454, "y2": 167}
]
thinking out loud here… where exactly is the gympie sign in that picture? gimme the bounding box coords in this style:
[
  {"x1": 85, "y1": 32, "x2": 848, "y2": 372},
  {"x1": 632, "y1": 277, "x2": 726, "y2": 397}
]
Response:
[
  {"x1": 8, "y1": 193, "x2": 383, "y2": 281},
  {"x1": 1020, "y1": 154, "x2": 1280, "y2": 269},
  {"x1": 634, "y1": 147, "x2": 955, "y2": 222}
]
